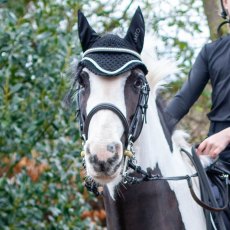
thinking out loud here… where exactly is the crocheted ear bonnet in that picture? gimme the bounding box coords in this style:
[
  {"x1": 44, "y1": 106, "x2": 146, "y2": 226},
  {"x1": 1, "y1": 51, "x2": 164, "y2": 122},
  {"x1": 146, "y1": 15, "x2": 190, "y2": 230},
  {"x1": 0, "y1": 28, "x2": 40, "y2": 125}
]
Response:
[{"x1": 78, "y1": 7, "x2": 148, "y2": 76}]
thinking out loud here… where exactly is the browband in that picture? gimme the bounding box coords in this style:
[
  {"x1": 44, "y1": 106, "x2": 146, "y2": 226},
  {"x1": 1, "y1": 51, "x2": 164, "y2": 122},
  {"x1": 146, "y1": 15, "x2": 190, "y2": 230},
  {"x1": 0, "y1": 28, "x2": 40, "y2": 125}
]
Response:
[
  {"x1": 82, "y1": 47, "x2": 142, "y2": 60},
  {"x1": 81, "y1": 57, "x2": 144, "y2": 75}
]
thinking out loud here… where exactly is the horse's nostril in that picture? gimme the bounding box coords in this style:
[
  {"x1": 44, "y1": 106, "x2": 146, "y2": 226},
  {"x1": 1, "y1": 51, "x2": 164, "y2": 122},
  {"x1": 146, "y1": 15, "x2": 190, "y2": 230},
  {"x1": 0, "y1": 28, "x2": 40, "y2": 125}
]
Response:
[{"x1": 107, "y1": 142, "x2": 120, "y2": 154}]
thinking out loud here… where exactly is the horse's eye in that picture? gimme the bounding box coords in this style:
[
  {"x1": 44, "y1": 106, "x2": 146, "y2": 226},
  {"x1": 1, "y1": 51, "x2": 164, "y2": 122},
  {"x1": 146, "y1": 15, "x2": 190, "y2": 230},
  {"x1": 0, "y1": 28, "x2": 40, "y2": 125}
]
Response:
[
  {"x1": 134, "y1": 78, "x2": 144, "y2": 89},
  {"x1": 78, "y1": 75, "x2": 85, "y2": 87},
  {"x1": 78, "y1": 71, "x2": 88, "y2": 88}
]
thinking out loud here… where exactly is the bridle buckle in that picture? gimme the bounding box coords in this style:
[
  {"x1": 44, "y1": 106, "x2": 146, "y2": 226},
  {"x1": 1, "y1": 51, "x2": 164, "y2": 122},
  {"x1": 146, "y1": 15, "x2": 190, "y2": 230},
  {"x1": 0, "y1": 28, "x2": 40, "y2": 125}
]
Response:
[{"x1": 122, "y1": 137, "x2": 135, "y2": 180}]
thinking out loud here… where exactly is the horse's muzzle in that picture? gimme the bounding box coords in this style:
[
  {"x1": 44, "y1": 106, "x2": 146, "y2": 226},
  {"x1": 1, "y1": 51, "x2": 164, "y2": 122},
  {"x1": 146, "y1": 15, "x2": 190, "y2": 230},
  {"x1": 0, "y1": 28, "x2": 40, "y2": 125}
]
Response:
[{"x1": 84, "y1": 140, "x2": 123, "y2": 183}]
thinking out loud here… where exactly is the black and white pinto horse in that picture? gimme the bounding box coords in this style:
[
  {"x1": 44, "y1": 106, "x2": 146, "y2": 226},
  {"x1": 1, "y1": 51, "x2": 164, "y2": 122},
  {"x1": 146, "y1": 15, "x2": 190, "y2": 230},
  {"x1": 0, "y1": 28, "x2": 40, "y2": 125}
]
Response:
[{"x1": 72, "y1": 7, "x2": 213, "y2": 230}]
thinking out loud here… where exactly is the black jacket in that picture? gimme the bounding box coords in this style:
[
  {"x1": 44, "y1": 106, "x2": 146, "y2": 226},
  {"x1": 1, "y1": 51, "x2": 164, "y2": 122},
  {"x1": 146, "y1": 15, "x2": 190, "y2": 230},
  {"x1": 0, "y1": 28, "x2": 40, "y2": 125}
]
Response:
[
  {"x1": 166, "y1": 35, "x2": 230, "y2": 124},
  {"x1": 165, "y1": 35, "x2": 230, "y2": 160}
]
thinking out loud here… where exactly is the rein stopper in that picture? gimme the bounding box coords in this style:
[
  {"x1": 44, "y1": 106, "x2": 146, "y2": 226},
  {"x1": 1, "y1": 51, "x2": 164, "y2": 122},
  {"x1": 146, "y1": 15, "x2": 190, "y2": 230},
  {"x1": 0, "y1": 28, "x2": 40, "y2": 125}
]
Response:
[
  {"x1": 81, "y1": 151, "x2": 86, "y2": 157},
  {"x1": 124, "y1": 150, "x2": 133, "y2": 158}
]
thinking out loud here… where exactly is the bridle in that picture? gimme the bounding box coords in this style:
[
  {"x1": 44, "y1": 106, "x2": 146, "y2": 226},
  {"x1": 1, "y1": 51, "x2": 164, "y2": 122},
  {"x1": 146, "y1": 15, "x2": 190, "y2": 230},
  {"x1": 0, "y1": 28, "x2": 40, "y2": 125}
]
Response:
[{"x1": 75, "y1": 67, "x2": 150, "y2": 194}]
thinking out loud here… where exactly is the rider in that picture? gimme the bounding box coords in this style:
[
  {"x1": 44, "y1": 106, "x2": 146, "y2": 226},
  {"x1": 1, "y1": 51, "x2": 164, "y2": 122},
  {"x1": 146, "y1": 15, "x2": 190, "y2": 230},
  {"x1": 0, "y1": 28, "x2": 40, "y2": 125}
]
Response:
[{"x1": 165, "y1": 0, "x2": 230, "y2": 228}]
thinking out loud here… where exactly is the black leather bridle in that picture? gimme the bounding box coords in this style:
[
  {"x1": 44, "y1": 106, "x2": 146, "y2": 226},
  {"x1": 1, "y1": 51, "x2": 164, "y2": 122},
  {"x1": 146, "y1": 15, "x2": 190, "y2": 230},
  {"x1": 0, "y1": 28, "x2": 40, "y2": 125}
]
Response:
[{"x1": 74, "y1": 66, "x2": 150, "y2": 195}]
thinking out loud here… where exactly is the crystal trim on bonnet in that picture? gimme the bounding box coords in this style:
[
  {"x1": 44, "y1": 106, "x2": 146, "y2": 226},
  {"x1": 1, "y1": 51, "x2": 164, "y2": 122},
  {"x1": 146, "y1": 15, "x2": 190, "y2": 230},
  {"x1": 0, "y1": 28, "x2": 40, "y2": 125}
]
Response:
[
  {"x1": 81, "y1": 57, "x2": 144, "y2": 75},
  {"x1": 82, "y1": 47, "x2": 142, "y2": 60},
  {"x1": 81, "y1": 47, "x2": 144, "y2": 75}
]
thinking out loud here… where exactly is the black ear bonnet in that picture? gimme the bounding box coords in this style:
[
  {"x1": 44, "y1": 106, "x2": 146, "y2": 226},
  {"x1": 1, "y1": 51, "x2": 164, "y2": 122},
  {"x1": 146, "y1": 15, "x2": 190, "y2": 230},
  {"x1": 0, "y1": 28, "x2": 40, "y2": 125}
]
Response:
[{"x1": 77, "y1": 7, "x2": 148, "y2": 76}]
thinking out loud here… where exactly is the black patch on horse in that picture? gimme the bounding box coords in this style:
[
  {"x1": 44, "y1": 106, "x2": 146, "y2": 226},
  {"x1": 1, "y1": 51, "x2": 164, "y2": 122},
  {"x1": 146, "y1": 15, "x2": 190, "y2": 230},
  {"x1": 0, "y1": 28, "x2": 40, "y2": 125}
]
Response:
[
  {"x1": 103, "y1": 165, "x2": 185, "y2": 230},
  {"x1": 156, "y1": 95, "x2": 174, "y2": 152}
]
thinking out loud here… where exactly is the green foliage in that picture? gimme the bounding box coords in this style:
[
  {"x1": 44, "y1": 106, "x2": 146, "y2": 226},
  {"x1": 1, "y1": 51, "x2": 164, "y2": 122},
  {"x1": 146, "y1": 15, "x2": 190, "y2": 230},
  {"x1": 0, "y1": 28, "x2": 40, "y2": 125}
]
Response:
[
  {"x1": 0, "y1": 155, "x2": 92, "y2": 229},
  {"x1": 0, "y1": 0, "x2": 100, "y2": 228},
  {"x1": 0, "y1": 0, "x2": 210, "y2": 228},
  {"x1": 0, "y1": 0, "x2": 81, "y2": 156},
  {"x1": 150, "y1": 0, "x2": 208, "y2": 75}
]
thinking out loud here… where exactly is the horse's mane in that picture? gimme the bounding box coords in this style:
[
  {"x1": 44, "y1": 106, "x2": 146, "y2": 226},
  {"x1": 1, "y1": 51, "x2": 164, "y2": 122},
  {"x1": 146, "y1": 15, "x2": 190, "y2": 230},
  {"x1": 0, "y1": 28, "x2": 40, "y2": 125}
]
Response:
[
  {"x1": 141, "y1": 39, "x2": 212, "y2": 167},
  {"x1": 141, "y1": 35, "x2": 182, "y2": 152}
]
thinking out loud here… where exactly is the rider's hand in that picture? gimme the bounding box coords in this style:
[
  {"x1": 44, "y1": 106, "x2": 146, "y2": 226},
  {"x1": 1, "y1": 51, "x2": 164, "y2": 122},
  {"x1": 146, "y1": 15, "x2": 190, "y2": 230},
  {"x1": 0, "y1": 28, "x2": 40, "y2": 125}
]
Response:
[{"x1": 196, "y1": 127, "x2": 230, "y2": 158}]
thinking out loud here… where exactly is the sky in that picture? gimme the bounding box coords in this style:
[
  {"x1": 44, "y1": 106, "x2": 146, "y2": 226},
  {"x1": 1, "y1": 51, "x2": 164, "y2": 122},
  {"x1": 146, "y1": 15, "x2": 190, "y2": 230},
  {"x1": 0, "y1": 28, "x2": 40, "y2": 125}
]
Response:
[
  {"x1": 83, "y1": 0, "x2": 210, "y2": 58},
  {"x1": 77, "y1": 0, "x2": 215, "y2": 81}
]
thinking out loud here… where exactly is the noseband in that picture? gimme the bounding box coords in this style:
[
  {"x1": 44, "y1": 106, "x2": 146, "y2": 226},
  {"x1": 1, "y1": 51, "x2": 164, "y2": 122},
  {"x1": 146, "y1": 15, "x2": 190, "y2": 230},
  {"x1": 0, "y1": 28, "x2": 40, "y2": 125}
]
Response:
[{"x1": 81, "y1": 103, "x2": 129, "y2": 143}]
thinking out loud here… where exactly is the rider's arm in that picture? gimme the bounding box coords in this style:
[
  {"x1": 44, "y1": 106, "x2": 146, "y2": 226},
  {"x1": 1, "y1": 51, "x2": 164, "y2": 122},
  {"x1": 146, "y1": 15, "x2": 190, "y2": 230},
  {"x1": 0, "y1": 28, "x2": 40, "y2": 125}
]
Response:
[
  {"x1": 197, "y1": 127, "x2": 230, "y2": 158},
  {"x1": 165, "y1": 45, "x2": 210, "y2": 131}
]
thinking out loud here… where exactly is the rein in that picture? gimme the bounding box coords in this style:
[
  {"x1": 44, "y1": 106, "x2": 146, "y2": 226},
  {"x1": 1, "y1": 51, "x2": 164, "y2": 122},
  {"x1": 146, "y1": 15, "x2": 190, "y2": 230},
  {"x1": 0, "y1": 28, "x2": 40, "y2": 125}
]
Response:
[
  {"x1": 124, "y1": 147, "x2": 229, "y2": 212},
  {"x1": 81, "y1": 145, "x2": 229, "y2": 214}
]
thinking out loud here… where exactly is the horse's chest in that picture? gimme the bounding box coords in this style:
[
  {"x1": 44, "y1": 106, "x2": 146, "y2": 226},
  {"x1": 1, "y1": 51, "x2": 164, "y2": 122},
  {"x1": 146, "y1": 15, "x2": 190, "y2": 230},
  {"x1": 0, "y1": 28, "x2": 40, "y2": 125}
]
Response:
[{"x1": 103, "y1": 171, "x2": 185, "y2": 230}]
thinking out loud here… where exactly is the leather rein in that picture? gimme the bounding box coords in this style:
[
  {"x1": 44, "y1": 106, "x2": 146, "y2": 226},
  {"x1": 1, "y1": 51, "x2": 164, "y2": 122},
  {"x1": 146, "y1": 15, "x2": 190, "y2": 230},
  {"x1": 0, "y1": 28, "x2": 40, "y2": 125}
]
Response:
[
  {"x1": 125, "y1": 146, "x2": 229, "y2": 212},
  {"x1": 82, "y1": 142, "x2": 229, "y2": 213}
]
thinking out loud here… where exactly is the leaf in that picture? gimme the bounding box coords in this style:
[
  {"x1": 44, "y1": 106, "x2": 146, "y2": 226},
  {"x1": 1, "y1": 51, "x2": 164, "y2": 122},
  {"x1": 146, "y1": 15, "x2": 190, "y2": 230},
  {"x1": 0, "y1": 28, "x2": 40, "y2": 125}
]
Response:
[
  {"x1": 36, "y1": 32, "x2": 52, "y2": 41},
  {"x1": 11, "y1": 83, "x2": 23, "y2": 94}
]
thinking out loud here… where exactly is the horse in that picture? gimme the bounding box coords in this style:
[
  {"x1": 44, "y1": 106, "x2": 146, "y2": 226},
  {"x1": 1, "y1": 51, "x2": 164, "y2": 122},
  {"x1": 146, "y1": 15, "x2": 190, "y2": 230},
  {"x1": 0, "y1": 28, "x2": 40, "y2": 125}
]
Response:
[{"x1": 69, "y1": 7, "x2": 213, "y2": 230}]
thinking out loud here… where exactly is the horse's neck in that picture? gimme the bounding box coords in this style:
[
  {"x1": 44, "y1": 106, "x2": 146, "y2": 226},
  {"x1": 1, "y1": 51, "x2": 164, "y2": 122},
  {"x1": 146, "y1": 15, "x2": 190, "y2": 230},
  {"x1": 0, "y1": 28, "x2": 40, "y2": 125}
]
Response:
[
  {"x1": 131, "y1": 94, "x2": 207, "y2": 230},
  {"x1": 133, "y1": 94, "x2": 197, "y2": 187},
  {"x1": 104, "y1": 95, "x2": 206, "y2": 230},
  {"x1": 134, "y1": 94, "x2": 172, "y2": 170}
]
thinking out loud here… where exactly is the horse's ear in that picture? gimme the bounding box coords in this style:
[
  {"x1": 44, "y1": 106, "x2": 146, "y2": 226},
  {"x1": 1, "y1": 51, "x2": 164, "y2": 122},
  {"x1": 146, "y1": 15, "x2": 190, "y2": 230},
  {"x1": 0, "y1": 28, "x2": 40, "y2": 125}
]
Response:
[
  {"x1": 125, "y1": 7, "x2": 145, "y2": 54},
  {"x1": 78, "y1": 10, "x2": 100, "y2": 52}
]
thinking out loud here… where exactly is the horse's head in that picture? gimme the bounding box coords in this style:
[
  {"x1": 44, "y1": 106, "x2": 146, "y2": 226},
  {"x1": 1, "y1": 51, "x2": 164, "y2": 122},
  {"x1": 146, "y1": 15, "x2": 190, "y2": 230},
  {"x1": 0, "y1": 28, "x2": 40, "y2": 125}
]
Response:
[{"x1": 74, "y1": 7, "x2": 149, "y2": 188}]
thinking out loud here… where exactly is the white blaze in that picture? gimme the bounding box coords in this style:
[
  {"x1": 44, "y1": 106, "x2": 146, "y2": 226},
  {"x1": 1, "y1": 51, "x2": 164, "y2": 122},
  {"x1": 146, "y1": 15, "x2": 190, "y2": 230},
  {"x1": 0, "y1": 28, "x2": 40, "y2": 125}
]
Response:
[
  {"x1": 85, "y1": 69, "x2": 129, "y2": 142},
  {"x1": 84, "y1": 69, "x2": 129, "y2": 185}
]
